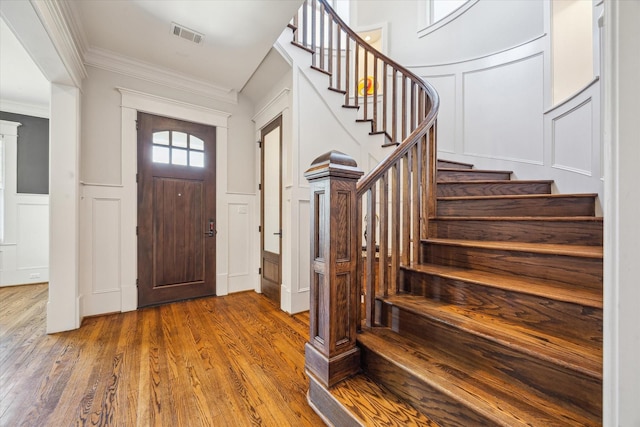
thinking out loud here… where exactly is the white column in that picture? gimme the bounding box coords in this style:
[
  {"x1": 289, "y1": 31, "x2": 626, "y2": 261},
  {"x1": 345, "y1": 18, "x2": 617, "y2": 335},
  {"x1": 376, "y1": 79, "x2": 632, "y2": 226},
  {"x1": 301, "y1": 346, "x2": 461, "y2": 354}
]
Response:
[
  {"x1": 0, "y1": 121, "x2": 21, "y2": 285},
  {"x1": 47, "y1": 83, "x2": 81, "y2": 333},
  {"x1": 603, "y1": 0, "x2": 640, "y2": 425}
]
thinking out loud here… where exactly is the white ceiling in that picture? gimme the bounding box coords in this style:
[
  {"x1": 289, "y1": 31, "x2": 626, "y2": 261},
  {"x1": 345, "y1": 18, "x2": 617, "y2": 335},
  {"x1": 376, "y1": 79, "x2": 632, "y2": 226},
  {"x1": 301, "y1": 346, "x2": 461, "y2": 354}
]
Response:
[
  {"x1": 69, "y1": 0, "x2": 302, "y2": 94},
  {"x1": 1, "y1": 1, "x2": 302, "y2": 112},
  {"x1": 0, "y1": 17, "x2": 50, "y2": 112}
]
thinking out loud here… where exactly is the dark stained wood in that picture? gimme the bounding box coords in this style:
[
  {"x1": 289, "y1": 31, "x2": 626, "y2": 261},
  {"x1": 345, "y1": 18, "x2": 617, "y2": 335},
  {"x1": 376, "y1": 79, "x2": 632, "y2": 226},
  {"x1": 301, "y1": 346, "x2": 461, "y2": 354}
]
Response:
[
  {"x1": 436, "y1": 180, "x2": 553, "y2": 197},
  {"x1": 137, "y1": 112, "x2": 216, "y2": 307},
  {"x1": 437, "y1": 193, "x2": 597, "y2": 217},
  {"x1": 400, "y1": 265, "x2": 602, "y2": 347},
  {"x1": 304, "y1": 151, "x2": 364, "y2": 388},
  {"x1": 260, "y1": 116, "x2": 283, "y2": 306},
  {"x1": 309, "y1": 373, "x2": 439, "y2": 427},
  {"x1": 437, "y1": 168, "x2": 512, "y2": 181},
  {"x1": 429, "y1": 216, "x2": 603, "y2": 245},
  {"x1": 377, "y1": 296, "x2": 602, "y2": 408},
  {"x1": 436, "y1": 159, "x2": 473, "y2": 169},
  {"x1": 402, "y1": 263, "x2": 602, "y2": 309},
  {"x1": 359, "y1": 327, "x2": 601, "y2": 427},
  {"x1": 422, "y1": 238, "x2": 603, "y2": 289},
  {"x1": 0, "y1": 285, "x2": 324, "y2": 426},
  {"x1": 290, "y1": 2, "x2": 603, "y2": 426}
]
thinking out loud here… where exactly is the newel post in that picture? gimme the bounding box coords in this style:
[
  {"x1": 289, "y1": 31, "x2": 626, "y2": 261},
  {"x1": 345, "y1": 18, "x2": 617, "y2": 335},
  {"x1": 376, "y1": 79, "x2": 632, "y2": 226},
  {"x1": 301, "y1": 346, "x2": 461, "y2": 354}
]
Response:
[{"x1": 304, "y1": 151, "x2": 364, "y2": 388}]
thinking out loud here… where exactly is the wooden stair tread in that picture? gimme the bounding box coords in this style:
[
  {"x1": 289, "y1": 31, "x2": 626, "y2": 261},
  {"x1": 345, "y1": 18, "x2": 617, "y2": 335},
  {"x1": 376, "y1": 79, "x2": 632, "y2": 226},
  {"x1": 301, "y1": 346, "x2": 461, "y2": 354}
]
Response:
[
  {"x1": 328, "y1": 86, "x2": 347, "y2": 95},
  {"x1": 290, "y1": 41, "x2": 315, "y2": 54},
  {"x1": 359, "y1": 328, "x2": 599, "y2": 426},
  {"x1": 438, "y1": 193, "x2": 597, "y2": 201},
  {"x1": 434, "y1": 215, "x2": 603, "y2": 222},
  {"x1": 320, "y1": 374, "x2": 440, "y2": 426},
  {"x1": 311, "y1": 65, "x2": 332, "y2": 76},
  {"x1": 381, "y1": 294, "x2": 602, "y2": 379},
  {"x1": 404, "y1": 262, "x2": 602, "y2": 308},
  {"x1": 437, "y1": 179, "x2": 554, "y2": 185},
  {"x1": 438, "y1": 167, "x2": 513, "y2": 174},
  {"x1": 436, "y1": 159, "x2": 474, "y2": 168},
  {"x1": 425, "y1": 238, "x2": 603, "y2": 259}
]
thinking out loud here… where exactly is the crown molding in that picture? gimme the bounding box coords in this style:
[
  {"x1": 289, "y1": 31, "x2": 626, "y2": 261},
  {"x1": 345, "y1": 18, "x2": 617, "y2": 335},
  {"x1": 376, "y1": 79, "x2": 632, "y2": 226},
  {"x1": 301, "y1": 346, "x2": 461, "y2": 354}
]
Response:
[
  {"x1": 0, "y1": 99, "x2": 50, "y2": 118},
  {"x1": 57, "y1": 0, "x2": 89, "y2": 58},
  {"x1": 85, "y1": 47, "x2": 239, "y2": 105},
  {"x1": 30, "y1": 0, "x2": 87, "y2": 87}
]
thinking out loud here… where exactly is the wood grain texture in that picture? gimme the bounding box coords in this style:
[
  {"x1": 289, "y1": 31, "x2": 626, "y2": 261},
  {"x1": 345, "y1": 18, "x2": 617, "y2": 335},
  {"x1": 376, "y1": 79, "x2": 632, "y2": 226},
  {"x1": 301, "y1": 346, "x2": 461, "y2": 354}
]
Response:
[
  {"x1": 436, "y1": 180, "x2": 553, "y2": 197},
  {"x1": 429, "y1": 216, "x2": 603, "y2": 245},
  {"x1": 0, "y1": 286, "x2": 324, "y2": 427},
  {"x1": 400, "y1": 265, "x2": 602, "y2": 347},
  {"x1": 437, "y1": 168, "x2": 512, "y2": 182},
  {"x1": 437, "y1": 194, "x2": 597, "y2": 217},
  {"x1": 317, "y1": 373, "x2": 439, "y2": 426},
  {"x1": 137, "y1": 112, "x2": 216, "y2": 307},
  {"x1": 401, "y1": 263, "x2": 602, "y2": 309},
  {"x1": 359, "y1": 328, "x2": 601, "y2": 427},
  {"x1": 422, "y1": 239, "x2": 603, "y2": 289},
  {"x1": 379, "y1": 294, "x2": 601, "y2": 378},
  {"x1": 436, "y1": 159, "x2": 473, "y2": 169}
]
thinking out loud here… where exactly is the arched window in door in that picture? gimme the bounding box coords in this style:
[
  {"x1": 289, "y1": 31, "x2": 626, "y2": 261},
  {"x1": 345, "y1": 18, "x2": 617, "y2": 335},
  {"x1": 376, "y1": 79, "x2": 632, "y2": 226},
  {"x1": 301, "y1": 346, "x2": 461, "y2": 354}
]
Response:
[{"x1": 152, "y1": 130, "x2": 205, "y2": 168}]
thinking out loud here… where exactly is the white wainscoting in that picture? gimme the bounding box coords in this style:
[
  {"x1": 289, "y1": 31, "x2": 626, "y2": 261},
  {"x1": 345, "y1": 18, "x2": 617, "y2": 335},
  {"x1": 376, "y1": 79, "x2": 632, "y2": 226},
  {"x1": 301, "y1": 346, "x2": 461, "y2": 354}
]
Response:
[
  {"x1": 297, "y1": 199, "x2": 310, "y2": 296},
  {"x1": 78, "y1": 88, "x2": 240, "y2": 318},
  {"x1": 552, "y1": 99, "x2": 593, "y2": 176},
  {"x1": 79, "y1": 185, "x2": 124, "y2": 317},
  {"x1": 410, "y1": 36, "x2": 602, "y2": 203},
  {"x1": 462, "y1": 53, "x2": 545, "y2": 165},
  {"x1": 0, "y1": 120, "x2": 49, "y2": 287},
  {"x1": 0, "y1": 196, "x2": 49, "y2": 286},
  {"x1": 227, "y1": 194, "x2": 257, "y2": 294},
  {"x1": 425, "y1": 74, "x2": 456, "y2": 154}
]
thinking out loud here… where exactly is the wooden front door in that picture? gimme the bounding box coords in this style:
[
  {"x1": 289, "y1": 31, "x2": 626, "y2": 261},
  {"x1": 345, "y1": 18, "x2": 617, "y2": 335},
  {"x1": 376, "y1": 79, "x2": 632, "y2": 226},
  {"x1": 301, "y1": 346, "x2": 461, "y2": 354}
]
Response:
[
  {"x1": 260, "y1": 116, "x2": 282, "y2": 305},
  {"x1": 137, "y1": 112, "x2": 216, "y2": 307}
]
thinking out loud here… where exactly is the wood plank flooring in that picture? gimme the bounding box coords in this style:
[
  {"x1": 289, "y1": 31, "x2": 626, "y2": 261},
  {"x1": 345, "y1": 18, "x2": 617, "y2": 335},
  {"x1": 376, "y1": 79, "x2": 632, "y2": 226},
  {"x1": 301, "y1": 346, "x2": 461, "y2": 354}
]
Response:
[{"x1": 0, "y1": 284, "x2": 324, "y2": 426}]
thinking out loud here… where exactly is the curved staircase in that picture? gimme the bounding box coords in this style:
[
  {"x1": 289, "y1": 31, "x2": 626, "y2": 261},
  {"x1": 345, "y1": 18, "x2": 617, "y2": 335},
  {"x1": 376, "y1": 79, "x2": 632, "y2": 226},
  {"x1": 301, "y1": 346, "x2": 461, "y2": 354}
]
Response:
[
  {"x1": 358, "y1": 159, "x2": 602, "y2": 426},
  {"x1": 285, "y1": 2, "x2": 603, "y2": 425}
]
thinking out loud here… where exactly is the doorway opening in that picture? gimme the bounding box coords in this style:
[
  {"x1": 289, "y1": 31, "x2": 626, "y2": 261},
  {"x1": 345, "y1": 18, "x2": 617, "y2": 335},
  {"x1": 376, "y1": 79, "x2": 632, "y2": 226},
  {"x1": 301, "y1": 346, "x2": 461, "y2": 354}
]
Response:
[{"x1": 260, "y1": 116, "x2": 282, "y2": 306}]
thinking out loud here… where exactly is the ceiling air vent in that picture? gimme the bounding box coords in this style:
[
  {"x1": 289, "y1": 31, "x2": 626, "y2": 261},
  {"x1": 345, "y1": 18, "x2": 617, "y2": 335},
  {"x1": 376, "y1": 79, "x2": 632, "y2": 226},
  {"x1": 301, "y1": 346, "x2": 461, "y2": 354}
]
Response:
[{"x1": 171, "y1": 22, "x2": 204, "y2": 44}]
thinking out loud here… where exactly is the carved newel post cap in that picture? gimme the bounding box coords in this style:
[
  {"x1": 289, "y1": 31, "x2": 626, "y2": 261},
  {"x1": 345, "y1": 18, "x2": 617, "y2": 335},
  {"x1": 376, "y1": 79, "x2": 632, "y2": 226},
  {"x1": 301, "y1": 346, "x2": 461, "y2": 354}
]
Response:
[{"x1": 304, "y1": 150, "x2": 364, "y2": 181}]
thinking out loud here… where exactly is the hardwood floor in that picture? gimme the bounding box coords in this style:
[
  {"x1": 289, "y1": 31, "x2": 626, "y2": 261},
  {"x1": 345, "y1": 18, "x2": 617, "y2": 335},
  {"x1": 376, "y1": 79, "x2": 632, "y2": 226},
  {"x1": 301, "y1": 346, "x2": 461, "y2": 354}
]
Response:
[{"x1": 0, "y1": 284, "x2": 324, "y2": 426}]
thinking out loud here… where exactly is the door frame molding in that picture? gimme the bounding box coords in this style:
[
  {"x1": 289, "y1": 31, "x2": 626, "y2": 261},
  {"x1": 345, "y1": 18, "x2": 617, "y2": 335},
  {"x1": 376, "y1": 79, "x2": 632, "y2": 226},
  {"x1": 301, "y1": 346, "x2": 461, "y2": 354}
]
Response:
[
  {"x1": 259, "y1": 115, "x2": 283, "y2": 304},
  {"x1": 118, "y1": 88, "x2": 231, "y2": 311},
  {"x1": 252, "y1": 88, "x2": 290, "y2": 311}
]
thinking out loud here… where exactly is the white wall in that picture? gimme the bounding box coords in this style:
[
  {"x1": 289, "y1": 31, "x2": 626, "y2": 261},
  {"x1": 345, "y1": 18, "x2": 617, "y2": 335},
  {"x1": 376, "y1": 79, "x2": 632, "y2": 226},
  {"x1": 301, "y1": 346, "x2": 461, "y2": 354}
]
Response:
[
  {"x1": 78, "y1": 65, "x2": 258, "y2": 317},
  {"x1": 0, "y1": 120, "x2": 49, "y2": 287},
  {"x1": 552, "y1": 0, "x2": 594, "y2": 104},
  {"x1": 1, "y1": 0, "x2": 84, "y2": 333},
  {"x1": 353, "y1": 0, "x2": 544, "y2": 67},
  {"x1": 603, "y1": 1, "x2": 640, "y2": 425},
  {"x1": 256, "y1": 30, "x2": 392, "y2": 314},
  {"x1": 353, "y1": 0, "x2": 604, "y2": 207}
]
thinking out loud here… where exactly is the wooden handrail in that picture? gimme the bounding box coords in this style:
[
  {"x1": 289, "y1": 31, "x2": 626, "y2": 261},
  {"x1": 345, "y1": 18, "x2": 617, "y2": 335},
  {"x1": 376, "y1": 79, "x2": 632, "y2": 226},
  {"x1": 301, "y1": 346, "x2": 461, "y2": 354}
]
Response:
[
  {"x1": 298, "y1": 0, "x2": 440, "y2": 387},
  {"x1": 356, "y1": 114, "x2": 437, "y2": 197}
]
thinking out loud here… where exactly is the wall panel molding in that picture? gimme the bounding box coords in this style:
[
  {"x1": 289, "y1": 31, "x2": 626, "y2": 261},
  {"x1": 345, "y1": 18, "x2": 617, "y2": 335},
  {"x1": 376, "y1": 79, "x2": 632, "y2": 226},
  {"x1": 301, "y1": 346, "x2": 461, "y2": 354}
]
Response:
[
  {"x1": 462, "y1": 53, "x2": 544, "y2": 165},
  {"x1": 551, "y1": 98, "x2": 593, "y2": 176}
]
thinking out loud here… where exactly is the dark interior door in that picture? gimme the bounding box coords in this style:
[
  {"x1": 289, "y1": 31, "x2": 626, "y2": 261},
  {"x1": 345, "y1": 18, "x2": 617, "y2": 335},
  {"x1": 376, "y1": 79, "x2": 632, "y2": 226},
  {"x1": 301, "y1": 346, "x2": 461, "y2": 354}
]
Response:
[
  {"x1": 137, "y1": 112, "x2": 216, "y2": 307},
  {"x1": 260, "y1": 116, "x2": 282, "y2": 305}
]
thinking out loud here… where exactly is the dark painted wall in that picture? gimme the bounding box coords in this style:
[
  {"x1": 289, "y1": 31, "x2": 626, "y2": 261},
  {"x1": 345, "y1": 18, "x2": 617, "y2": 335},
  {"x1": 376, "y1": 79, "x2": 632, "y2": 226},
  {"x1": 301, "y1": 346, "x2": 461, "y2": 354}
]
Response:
[{"x1": 0, "y1": 111, "x2": 49, "y2": 194}]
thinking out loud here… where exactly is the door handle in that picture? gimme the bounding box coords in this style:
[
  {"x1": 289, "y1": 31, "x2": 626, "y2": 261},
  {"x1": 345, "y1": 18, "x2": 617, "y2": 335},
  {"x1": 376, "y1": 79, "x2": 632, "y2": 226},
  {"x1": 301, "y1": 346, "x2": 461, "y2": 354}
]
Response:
[
  {"x1": 273, "y1": 231, "x2": 282, "y2": 236},
  {"x1": 204, "y1": 219, "x2": 216, "y2": 237}
]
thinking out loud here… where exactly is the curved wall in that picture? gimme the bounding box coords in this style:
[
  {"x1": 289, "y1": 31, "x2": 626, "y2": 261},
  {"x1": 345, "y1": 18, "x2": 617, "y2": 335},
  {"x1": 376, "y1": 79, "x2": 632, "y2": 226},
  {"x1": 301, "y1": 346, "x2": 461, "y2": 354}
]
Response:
[{"x1": 353, "y1": 0, "x2": 603, "y2": 208}]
